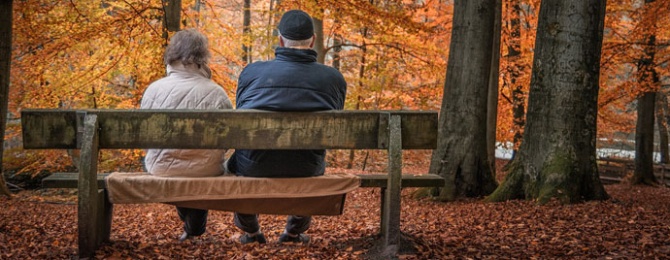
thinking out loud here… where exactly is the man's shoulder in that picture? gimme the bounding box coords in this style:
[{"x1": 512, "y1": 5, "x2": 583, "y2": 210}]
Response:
[
  {"x1": 244, "y1": 60, "x2": 273, "y2": 69},
  {"x1": 314, "y1": 64, "x2": 346, "y2": 82}
]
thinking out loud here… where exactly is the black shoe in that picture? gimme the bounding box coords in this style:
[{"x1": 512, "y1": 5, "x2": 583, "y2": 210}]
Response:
[
  {"x1": 178, "y1": 232, "x2": 191, "y2": 242},
  {"x1": 240, "y1": 232, "x2": 267, "y2": 244},
  {"x1": 278, "y1": 233, "x2": 310, "y2": 244}
]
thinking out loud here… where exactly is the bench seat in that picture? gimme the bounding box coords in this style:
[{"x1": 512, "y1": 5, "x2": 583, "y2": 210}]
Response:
[{"x1": 42, "y1": 172, "x2": 445, "y2": 189}]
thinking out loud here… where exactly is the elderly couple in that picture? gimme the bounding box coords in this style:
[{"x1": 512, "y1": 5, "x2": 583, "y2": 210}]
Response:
[{"x1": 140, "y1": 10, "x2": 347, "y2": 244}]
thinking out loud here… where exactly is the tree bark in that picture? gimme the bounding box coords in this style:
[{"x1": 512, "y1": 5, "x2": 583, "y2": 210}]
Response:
[
  {"x1": 487, "y1": 0, "x2": 502, "y2": 176},
  {"x1": 313, "y1": 12, "x2": 326, "y2": 64},
  {"x1": 632, "y1": 0, "x2": 660, "y2": 185},
  {"x1": 163, "y1": 0, "x2": 182, "y2": 32},
  {"x1": 429, "y1": 0, "x2": 498, "y2": 201},
  {"x1": 507, "y1": 0, "x2": 525, "y2": 157},
  {"x1": 655, "y1": 90, "x2": 669, "y2": 163},
  {"x1": 242, "y1": 0, "x2": 251, "y2": 63},
  {"x1": 487, "y1": 0, "x2": 609, "y2": 204},
  {"x1": 0, "y1": 0, "x2": 12, "y2": 197}
]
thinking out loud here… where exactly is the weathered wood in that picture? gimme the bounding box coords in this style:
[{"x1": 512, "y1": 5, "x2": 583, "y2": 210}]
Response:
[
  {"x1": 21, "y1": 110, "x2": 78, "y2": 149},
  {"x1": 78, "y1": 114, "x2": 100, "y2": 258},
  {"x1": 43, "y1": 172, "x2": 444, "y2": 189},
  {"x1": 100, "y1": 189, "x2": 113, "y2": 243},
  {"x1": 358, "y1": 174, "x2": 445, "y2": 187},
  {"x1": 22, "y1": 109, "x2": 437, "y2": 150},
  {"x1": 24, "y1": 109, "x2": 442, "y2": 259},
  {"x1": 382, "y1": 114, "x2": 402, "y2": 253},
  {"x1": 42, "y1": 172, "x2": 108, "y2": 189}
]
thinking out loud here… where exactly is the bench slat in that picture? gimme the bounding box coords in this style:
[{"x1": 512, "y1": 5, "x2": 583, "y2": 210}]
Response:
[
  {"x1": 42, "y1": 172, "x2": 108, "y2": 189},
  {"x1": 22, "y1": 109, "x2": 438, "y2": 150},
  {"x1": 42, "y1": 172, "x2": 445, "y2": 189},
  {"x1": 358, "y1": 174, "x2": 444, "y2": 187}
]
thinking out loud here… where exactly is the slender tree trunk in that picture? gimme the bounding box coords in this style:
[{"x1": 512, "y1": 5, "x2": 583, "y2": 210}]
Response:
[
  {"x1": 192, "y1": 0, "x2": 202, "y2": 26},
  {"x1": 266, "y1": 0, "x2": 282, "y2": 60},
  {"x1": 487, "y1": 0, "x2": 502, "y2": 176},
  {"x1": 633, "y1": 0, "x2": 660, "y2": 185},
  {"x1": 487, "y1": 0, "x2": 609, "y2": 204},
  {"x1": 429, "y1": 0, "x2": 498, "y2": 201},
  {"x1": 636, "y1": 92, "x2": 657, "y2": 181},
  {"x1": 332, "y1": 34, "x2": 342, "y2": 71},
  {"x1": 347, "y1": 18, "x2": 370, "y2": 170},
  {"x1": 313, "y1": 10, "x2": 326, "y2": 64},
  {"x1": 656, "y1": 90, "x2": 669, "y2": 163},
  {"x1": 0, "y1": 0, "x2": 13, "y2": 197},
  {"x1": 242, "y1": 0, "x2": 252, "y2": 63}
]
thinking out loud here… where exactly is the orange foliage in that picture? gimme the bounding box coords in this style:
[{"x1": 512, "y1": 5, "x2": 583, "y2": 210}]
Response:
[
  {"x1": 6, "y1": 0, "x2": 670, "y2": 175},
  {"x1": 599, "y1": 0, "x2": 670, "y2": 141}
]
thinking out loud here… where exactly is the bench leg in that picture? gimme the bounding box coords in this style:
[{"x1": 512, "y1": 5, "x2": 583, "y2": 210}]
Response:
[
  {"x1": 381, "y1": 114, "x2": 402, "y2": 255},
  {"x1": 78, "y1": 114, "x2": 101, "y2": 258},
  {"x1": 379, "y1": 187, "x2": 386, "y2": 235},
  {"x1": 98, "y1": 189, "x2": 113, "y2": 243}
]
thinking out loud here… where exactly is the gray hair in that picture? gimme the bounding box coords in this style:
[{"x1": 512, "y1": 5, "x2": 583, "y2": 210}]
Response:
[
  {"x1": 279, "y1": 33, "x2": 313, "y2": 48},
  {"x1": 164, "y1": 29, "x2": 211, "y2": 66}
]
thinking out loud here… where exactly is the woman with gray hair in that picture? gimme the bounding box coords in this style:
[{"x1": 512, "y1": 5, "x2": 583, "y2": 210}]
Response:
[{"x1": 140, "y1": 28, "x2": 233, "y2": 241}]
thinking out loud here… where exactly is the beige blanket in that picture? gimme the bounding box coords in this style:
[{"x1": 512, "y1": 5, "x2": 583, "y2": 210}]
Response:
[{"x1": 105, "y1": 172, "x2": 361, "y2": 216}]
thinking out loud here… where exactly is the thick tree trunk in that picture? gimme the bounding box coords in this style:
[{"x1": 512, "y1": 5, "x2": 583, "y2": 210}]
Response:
[
  {"x1": 487, "y1": 0, "x2": 609, "y2": 204},
  {"x1": 163, "y1": 0, "x2": 181, "y2": 32},
  {"x1": 632, "y1": 0, "x2": 659, "y2": 185},
  {"x1": 487, "y1": 0, "x2": 502, "y2": 174},
  {"x1": 0, "y1": 0, "x2": 12, "y2": 197},
  {"x1": 429, "y1": 0, "x2": 498, "y2": 201},
  {"x1": 507, "y1": 0, "x2": 525, "y2": 157}
]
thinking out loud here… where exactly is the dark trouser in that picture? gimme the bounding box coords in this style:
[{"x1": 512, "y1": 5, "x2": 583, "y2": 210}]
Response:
[
  {"x1": 176, "y1": 207, "x2": 208, "y2": 236},
  {"x1": 234, "y1": 213, "x2": 311, "y2": 235}
]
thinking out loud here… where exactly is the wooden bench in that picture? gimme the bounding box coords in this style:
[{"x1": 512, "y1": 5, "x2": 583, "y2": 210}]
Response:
[
  {"x1": 597, "y1": 157, "x2": 633, "y2": 184},
  {"x1": 22, "y1": 109, "x2": 444, "y2": 258}
]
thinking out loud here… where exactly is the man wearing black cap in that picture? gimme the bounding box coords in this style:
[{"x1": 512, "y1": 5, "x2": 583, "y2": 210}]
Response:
[{"x1": 225, "y1": 10, "x2": 347, "y2": 245}]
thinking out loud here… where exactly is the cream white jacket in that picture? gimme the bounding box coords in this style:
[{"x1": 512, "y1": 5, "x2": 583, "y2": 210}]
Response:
[{"x1": 140, "y1": 62, "x2": 232, "y2": 177}]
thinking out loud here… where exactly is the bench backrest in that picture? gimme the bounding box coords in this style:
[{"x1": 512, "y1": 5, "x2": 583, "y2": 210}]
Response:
[
  {"x1": 21, "y1": 109, "x2": 438, "y2": 150},
  {"x1": 21, "y1": 109, "x2": 439, "y2": 257}
]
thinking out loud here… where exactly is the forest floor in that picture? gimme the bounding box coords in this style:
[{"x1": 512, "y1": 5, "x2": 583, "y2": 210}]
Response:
[{"x1": 1, "y1": 160, "x2": 670, "y2": 259}]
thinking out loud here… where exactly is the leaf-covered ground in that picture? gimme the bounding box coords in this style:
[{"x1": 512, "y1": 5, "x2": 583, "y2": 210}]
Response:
[{"x1": 1, "y1": 166, "x2": 669, "y2": 259}]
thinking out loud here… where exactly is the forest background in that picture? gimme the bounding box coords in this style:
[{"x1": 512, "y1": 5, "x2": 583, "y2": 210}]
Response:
[{"x1": 2, "y1": 0, "x2": 670, "y2": 183}]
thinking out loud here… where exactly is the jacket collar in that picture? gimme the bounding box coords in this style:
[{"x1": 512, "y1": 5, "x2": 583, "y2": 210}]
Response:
[
  {"x1": 275, "y1": 47, "x2": 317, "y2": 63},
  {"x1": 166, "y1": 62, "x2": 211, "y2": 79}
]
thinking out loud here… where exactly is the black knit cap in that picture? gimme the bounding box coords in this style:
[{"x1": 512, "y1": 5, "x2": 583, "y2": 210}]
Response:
[{"x1": 277, "y1": 10, "x2": 314, "y2": 40}]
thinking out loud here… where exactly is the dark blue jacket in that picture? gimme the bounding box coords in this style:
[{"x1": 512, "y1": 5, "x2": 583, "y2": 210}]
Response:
[{"x1": 228, "y1": 47, "x2": 347, "y2": 177}]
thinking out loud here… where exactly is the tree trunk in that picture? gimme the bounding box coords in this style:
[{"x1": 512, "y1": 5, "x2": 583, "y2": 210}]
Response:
[
  {"x1": 632, "y1": 0, "x2": 660, "y2": 185},
  {"x1": 313, "y1": 13, "x2": 326, "y2": 64},
  {"x1": 193, "y1": 0, "x2": 202, "y2": 26},
  {"x1": 655, "y1": 90, "x2": 669, "y2": 163},
  {"x1": 0, "y1": 0, "x2": 13, "y2": 197},
  {"x1": 487, "y1": 0, "x2": 609, "y2": 204},
  {"x1": 265, "y1": 0, "x2": 281, "y2": 60},
  {"x1": 507, "y1": 0, "x2": 525, "y2": 157},
  {"x1": 429, "y1": 0, "x2": 498, "y2": 201},
  {"x1": 635, "y1": 92, "x2": 657, "y2": 184},
  {"x1": 332, "y1": 34, "x2": 342, "y2": 71},
  {"x1": 163, "y1": 0, "x2": 182, "y2": 32},
  {"x1": 487, "y1": 0, "x2": 502, "y2": 175},
  {"x1": 242, "y1": 0, "x2": 251, "y2": 63}
]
